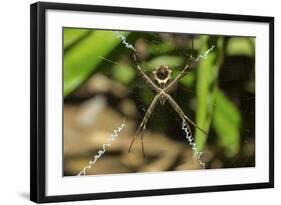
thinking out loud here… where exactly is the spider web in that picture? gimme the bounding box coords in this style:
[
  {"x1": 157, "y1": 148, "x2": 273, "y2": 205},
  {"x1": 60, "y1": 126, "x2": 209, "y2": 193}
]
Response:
[
  {"x1": 114, "y1": 31, "x2": 211, "y2": 169},
  {"x1": 129, "y1": 32, "x2": 254, "y2": 169},
  {"x1": 82, "y1": 31, "x2": 255, "y2": 173}
]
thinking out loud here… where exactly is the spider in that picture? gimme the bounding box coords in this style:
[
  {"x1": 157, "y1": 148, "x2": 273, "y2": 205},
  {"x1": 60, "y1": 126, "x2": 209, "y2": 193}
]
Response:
[{"x1": 128, "y1": 53, "x2": 208, "y2": 157}]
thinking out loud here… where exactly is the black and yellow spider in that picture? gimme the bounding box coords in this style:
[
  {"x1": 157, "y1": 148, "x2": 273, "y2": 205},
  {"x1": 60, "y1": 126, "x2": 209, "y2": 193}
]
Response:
[{"x1": 128, "y1": 53, "x2": 208, "y2": 157}]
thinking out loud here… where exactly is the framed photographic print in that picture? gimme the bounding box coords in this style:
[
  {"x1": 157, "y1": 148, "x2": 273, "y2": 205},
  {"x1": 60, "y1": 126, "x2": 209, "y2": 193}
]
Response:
[{"x1": 30, "y1": 1, "x2": 274, "y2": 203}]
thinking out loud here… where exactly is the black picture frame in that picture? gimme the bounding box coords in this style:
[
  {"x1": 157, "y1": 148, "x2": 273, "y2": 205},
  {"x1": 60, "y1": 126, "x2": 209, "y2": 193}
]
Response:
[{"x1": 30, "y1": 1, "x2": 274, "y2": 203}]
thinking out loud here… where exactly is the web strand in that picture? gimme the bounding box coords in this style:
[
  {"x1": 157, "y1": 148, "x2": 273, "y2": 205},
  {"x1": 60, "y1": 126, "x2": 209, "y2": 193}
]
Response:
[
  {"x1": 77, "y1": 120, "x2": 126, "y2": 176},
  {"x1": 181, "y1": 119, "x2": 206, "y2": 169}
]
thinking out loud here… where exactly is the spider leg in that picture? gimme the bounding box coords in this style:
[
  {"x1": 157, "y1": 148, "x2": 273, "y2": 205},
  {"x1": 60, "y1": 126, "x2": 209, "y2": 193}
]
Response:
[
  {"x1": 140, "y1": 130, "x2": 145, "y2": 158},
  {"x1": 128, "y1": 94, "x2": 160, "y2": 157},
  {"x1": 165, "y1": 56, "x2": 197, "y2": 93},
  {"x1": 128, "y1": 121, "x2": 145, "y2": 155},
  {"x1": 133, "y1": 53, "x2": 161, "y2": 93},
  {"x1": 165, "y1": 93, "x2": 208, "y2": 135}
]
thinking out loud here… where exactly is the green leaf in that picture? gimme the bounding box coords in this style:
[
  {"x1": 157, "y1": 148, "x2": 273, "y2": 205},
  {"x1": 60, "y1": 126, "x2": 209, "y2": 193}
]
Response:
[
  {"x1": 63, "y1": 28, "x2": 90, "y2": 49},
  {"x1": 195, "y1": 36, "x2": 242, "y2": 157},
  {"x1": 148, "y1": 41, "x2": 175, "y2": 55},
  {"x1": 195, "y1": 36, "x2": 224, "y2": 151},
  {"x1": 226, "y1": 37, "x2": 255, "y2": 57},
  {"x1": 212, "y1": 89, "x2": 241, "y2": 157},
  {"x1": 112, "y1": 64, "x2": 136, "y2": 84},
  {"x1": 64, "y1": 30, "x2": 130, "y2": 96},
  {"x1": 172, "y1": 71, "x2": 194, "y2": 87},
  {"x1": 142, "y1": 56, "x2": 184, "y2": 72}
]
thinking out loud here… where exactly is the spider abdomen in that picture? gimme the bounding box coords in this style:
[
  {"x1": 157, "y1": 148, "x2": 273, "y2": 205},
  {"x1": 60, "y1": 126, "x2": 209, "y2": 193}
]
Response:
[
  {"x1": 153, "y1": 65, "x2": 172, "y2": 85},
  {"x1": 156, "y1": 67, "x2": 169, "y2": 79}
]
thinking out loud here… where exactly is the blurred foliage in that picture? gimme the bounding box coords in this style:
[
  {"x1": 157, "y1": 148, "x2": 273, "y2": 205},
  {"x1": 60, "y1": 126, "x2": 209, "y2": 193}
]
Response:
[
  {"x1": 195, "y1": 36, "x2": 224, "y2": 152},
  {"x1": 112, "y1": 63, "x2": 136, "y2": 85},
  {"x1": 64, "y1": 29, "x2": 90, "y2": 49},
  {"x1": 148, "y1": 41, "x2": 175, "y2": 54},
  {"x1": 213, "y1": 89, "x2": 241, "y2": 157},
  {"x1": 226, "y1": 37, "x2": 255, "y2": 57},
  {"x1": 142, "y1": 56, "x2": 184, "y2": 72},
  {"x1": 64, "y1": 28, "x2": 255, "y2": 164},
  {"x1": 64, "y1": 29, "x2": 129, "y2": 96}
]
